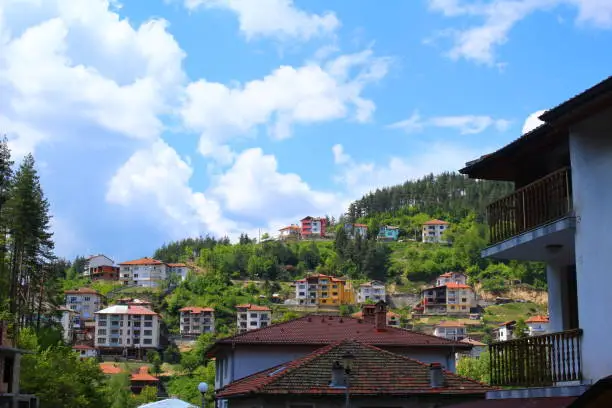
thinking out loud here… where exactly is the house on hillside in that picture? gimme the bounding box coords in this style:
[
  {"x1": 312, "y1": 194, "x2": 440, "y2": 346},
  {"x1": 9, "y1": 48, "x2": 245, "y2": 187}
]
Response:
[
  {"x1": 130, "y1": 366, "x2": 159, "y2": 395},
  {"x1": 64, "y1": 287, "x2": 105, "y2": 343},
  {"x1": 493, "y1": 321, "x2": 516, "y2": 342},
  {"x1": 0, "y1": 321, "x2": 38, "y2": 408},
  {"x1": 94, "y1": 304, "x2": 161, "y2": 356},
  {"x1": 208, "y1": 301, "x2": 472, "y2": 400},
  {"x1": 436, "y1": 271, "x2": 467, "y2": 286},
  {"x1": 73, "y1": 344, "x2": 97, "y2": 359},
  {"x1": 167, "y1": 263, "x2": 190, "y2": 281},
  {"x1": 417, "y1": 273, "x2": 476, "y2": 316},
  {"x1": 422, "y1": 219, "x2": 450, "y2": 243},
  {"x1": 344, "y1": 222, "x2": 368, "y2": 239},
  {"x1": 216, "y1": 340, "x2": 492, "y2": 408},
  {"x1": 526, "y1": 315, "x2": 550, "y2": 337},
  {"x1": 434, "y1": 321, "x2": 467, "y2": 341},
  {"x1": 294, "y1": 274, "x2": 354, "y2": 306},
  {"x1": 356, "y1": 280, "x2": 386, "y2": 303},
  {"x1": 119, "y1": 257, "x2": 167, "y2": 288},
  {"x1": 300, "y1": 216, "x2": 327, "y2": 238},
  {"x1": 378, "y1": 225, "x2": 400, "y2": 241},
  {"x1": 458, "y1": 337, "x2": 487, "y2": 359},
  {"x1": 83, "y1": 254, "x2": 115, "y2": 277},
  {"x1": 278, "y1": 224, "x2": 301, "y2": 240},
  {"x1": 58, "y1": 306, "x2": 77, "y2": 343},
  {"x1": 179, "y1": 307, "x2": 215, "y2": 336},
  {"x1": 459, "y1": 77, "x2": 612, "y2": 399},
  {"x1": 236, "y1": 304, "x2": 271, "y2": 333}
]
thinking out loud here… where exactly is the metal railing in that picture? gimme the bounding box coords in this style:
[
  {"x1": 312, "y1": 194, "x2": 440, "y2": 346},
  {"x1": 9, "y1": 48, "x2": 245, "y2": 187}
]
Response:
[
  {"x1": 487, "y1": 167, "x2": 572, "y2": 244},
  {"x1": 490, "y1": 329, "x2": 582, "y2": 387}
]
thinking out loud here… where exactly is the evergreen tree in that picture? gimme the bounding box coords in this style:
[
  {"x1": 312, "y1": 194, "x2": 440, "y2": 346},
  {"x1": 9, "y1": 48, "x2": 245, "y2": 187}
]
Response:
[{"x1": 0, "y1": 136, "x2": 13, "y2": 311}]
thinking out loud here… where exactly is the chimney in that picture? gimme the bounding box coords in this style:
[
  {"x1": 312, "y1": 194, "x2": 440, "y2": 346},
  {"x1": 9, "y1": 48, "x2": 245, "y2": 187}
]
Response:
[
  {"x1": 374, "y1": 300, "x2": 387, "y2": 331},
  {"x1": 330, "y1": 361, "x2": 346, "y2": 387},
  {"x1": 361, "y1": 304, "x2": 376, "y2": 325},
  {"x1": 429, "y1": 363, "x2": 444, "y2": 388}
]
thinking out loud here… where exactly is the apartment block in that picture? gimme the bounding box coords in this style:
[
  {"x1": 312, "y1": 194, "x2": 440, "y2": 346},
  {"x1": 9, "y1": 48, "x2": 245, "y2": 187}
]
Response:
[
  {"x1": 167, "y1": 263, "x2": 190, "y2": 281},
  {"x1": 119, "y1": 257, "x2": 167, "y2": 288},
  {"x1": 236, "y1": 304, "x2": 271, "y2": 333},
  {"x1": 422, "y1": 219, "x2": 450, "y2": 243},
  {"x1": 356, "y1": 280, "x2": 386, "y2": 303},
  {"x1": 83, "y1": 254, "x2": 115, "y2": 277},
  {"x1": 94, "y1": 305, "x2": 161, "y2": 351},
  {"x1": 64, "y1": 287, "x2": 105, "y2": 328},
  {"x1": 300, "y1": 216, "x2": 327, "y2": 238},
  {"x1": 295, "y1": 274, "x2": 355, "y2": 306},
  {"x1": 179, "y1": 307, "x2": 215, "y2": 336}
]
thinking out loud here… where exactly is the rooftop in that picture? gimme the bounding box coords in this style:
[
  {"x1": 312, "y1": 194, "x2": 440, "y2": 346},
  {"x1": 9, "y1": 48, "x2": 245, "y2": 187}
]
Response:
[
  {"x1": 217, "y1": 340, "x2": 493, "y2": 399},
  {"x1": 131, "y1": 366, "x2": 159, "y2": 382},
  {"x1": 460, "y1": 337, "x2": 487, "y2": 347},
  {"x1": 352, "y1": 310, "x2": 400, "y2": 319},
  {"x1": 424, "y1": 219, "x2": 449, "y2": 225},
  {"x1": 179, "y1": 306, "x2": 214, "y2": 313},
  {"x1": 446, "y1": 283, "x2": 472, "y2": 289},
  {"x1": 212, "y1": 315, "x2": 470, "y2": 350},
  {"x1": 526, "y1": 315, "x2": 550, "y2": 324},
  {"x1": 64, "y1": 287, "x2": 101, "y2": 295},
  {"x1": 96, "y1": 304, "x2": 158, "y2": 316},
  {"x1": 235, "y1": 304, "x2": 271, "y2": 312},
  {"x1": 100, "y1": 363, "x2": 123, "y2": 375},
  {"x1": 119, "y1": 257, "x2": 165, "y2": 266}
]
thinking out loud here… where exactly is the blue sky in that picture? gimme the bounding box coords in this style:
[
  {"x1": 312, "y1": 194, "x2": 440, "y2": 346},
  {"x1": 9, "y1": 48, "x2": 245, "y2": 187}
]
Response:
[{"x1": 1, "y1": 0, "x2": 611, "y2": 262}]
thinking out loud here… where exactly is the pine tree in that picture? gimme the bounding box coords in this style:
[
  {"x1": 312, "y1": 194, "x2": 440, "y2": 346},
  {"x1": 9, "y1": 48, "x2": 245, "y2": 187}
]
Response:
[{"x1": 0, "y1": 136, "x2": 13, "y2": 310}]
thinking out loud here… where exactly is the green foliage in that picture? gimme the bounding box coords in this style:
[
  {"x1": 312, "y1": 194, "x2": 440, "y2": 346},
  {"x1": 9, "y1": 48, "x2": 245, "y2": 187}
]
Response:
[
  {"x1": 456, "y1": 351, "x2": 491, "y2": 384},
  {"x1": 166, "y1": 361, "x2": 216, "y2": 407},
  {"x1": 514, "y1": 319, "x2": 529, "y2": 339},
  {"x1": 132, "y1": 386, "x2": 158, "y2": 406},
  {"x1": 105, "y1": 373, "x2": 132, "y2": 408}
]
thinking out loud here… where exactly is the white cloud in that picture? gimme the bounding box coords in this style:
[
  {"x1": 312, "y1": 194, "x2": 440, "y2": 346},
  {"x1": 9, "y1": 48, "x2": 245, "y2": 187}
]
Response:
[
  {"x1": 332, "y1": 143, "x2": 492, "y2": 197},
  {"x1": 180, "y1": 49, "x2": 391, "y2": 162},
  {"x1": 522, "y1": 109, "x2": 547, "y2": 134},
  {"x1": 388, "y1": 111, "x2": 511, "y2": 135},
  {"x1": 332, "y1": 144, "x2": 350, "y2": 164},
  {"x1": 183, "y1": 0, "x2": 340, "y2": 41},
  {"x1": 427, "y1": 0, "x2": 612, "y2": 65},
  {"x1": 0, "y1": 0, "x2": 185, "y2": 153}
]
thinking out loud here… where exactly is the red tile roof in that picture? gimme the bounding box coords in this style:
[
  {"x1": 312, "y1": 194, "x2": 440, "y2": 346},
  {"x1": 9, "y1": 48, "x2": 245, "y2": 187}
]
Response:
[
  {"x1": 216, "y1": 340, "x2": 492, "y2": 399},
  {"x1": 119, "y1": 257, "x2": 165, "y2": 265},
  {"x1": 179, "y1": 306, "x2": 214, "y2": 313},
  {"x1": 279, "y1": 225, "x2": 300, "y2": 231},
  {"x1": 498, "y1": 320, "x2": 516, "y2": 327},
  {"x1": 73, "y1": 345, "x2": 95, "y2": 350},
  {"x1": 131, "y1": 366, "x2": 159, "y2": 382},
  {"x1": 235, "y1": 304, "x2": 271, "y2": 312},
  {"x1": 213, "y1": 315, "x2": 470, "y2": 349},
  {"x1": 167, "y1": 263, "x2": 187, "y2": 267},
  {"x1": 436, "y1": 321, "x2": 465, "y2": 328},
  {"x1": 446, "y1": 283, "x2": 472, "y2": 289},
  {"x1": 100, "y1": 363, "x2": 123, "y2": 375},
  {"x1": 424, "y1": 219, "x2": 449, "y2": 225},
  {"x1": 526, "y1": 315, "x2": 549, "y2": 323},
  {"x1": 64, "y1": 287, "x2": 101, "y2": 295}
]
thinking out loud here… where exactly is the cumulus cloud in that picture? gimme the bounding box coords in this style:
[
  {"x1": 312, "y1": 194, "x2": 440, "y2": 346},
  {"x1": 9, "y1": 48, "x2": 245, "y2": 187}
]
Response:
[
  {"x1": 427, "y1": 0, "x2": 612, "y2": 65},
  {"x1": 183, "y1": 0, "x2": 340, "y2": 41},
  {"x1": 522, "y1": 109, "x2": 547, "y2": 134},
  {"x1": 388, "y1": 111, "x2": 511, "y2": 135}
]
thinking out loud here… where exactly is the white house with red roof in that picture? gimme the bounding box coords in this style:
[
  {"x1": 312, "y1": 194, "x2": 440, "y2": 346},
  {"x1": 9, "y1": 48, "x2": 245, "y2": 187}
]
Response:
[
  {"x1": 526, "y1": 315, "x2": 550, "y2": 337},
  {"x1": 434, "y1": 321, "x2": 467, "y2": 341},
  {"x1": 119, "y1": 257, "x2": 168, "y2": 288},
  {"x1": 167, "y1": 262, "x2": 190, "y2": 281},
  {"x1": 210, "y1": 301, "x2": 472, "y2": 392},
  {"x1": 356, "y1": 280, "x2": 386, "y2": 303},
  {"x1": 179, "y1": 307, "x2": 215, "y2": 335},
  {"x1": 419, "y1": 273, "x2": 476, "y2": 316},
  {"x1": 422, "y1": 219, "x2": 450, "y2": 243},
  {"x1": 436, "y1": 271, "x2": 467, "y2": 287},
  {"x1": 94, "y1": 304, "x2": 161, "y2": 352},
  {"x1": 236, "y1": 304, "x2": 271, "y2": 334},
  {"x1": 73, "y1": 344, "x2": 97, "y2": 359},
  {"x1": 83, "y1": 254, "x2": 115, "y2": 277},
  {"x1": 278, "y1": 224, "x2": 301, "y2": 240}
]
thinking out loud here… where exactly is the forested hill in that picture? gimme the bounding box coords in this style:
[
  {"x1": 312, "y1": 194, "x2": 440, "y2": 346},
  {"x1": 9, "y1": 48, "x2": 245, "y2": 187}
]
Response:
[{"x1": 345, "y1": 172, "x2": 512, "y2": 222}]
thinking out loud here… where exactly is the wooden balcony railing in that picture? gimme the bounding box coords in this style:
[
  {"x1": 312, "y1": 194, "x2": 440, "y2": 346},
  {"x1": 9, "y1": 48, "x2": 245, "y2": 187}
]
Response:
[
  {"x1": 486, "y1": 167, "x2": 573, "y2": 244},
  {"x1": 490, "y1": 329, "x2": 583, "y2": 387}
]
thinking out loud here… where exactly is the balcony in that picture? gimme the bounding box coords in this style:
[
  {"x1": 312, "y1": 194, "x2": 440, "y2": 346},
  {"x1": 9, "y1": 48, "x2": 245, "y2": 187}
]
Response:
[
  {"x1": 487, "y1": 167, "x2": 572, "y2": 245},
  {"x1": 489, "y1": 329, "x2": 582, "y2": 387}
]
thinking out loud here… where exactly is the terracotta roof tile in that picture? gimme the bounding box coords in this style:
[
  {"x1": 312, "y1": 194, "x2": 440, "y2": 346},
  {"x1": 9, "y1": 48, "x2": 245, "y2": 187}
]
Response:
[
  {"x1": 446, "y1": 283, "x2": 472, "y2": 289},
  {"x1": 167, "y1": 263, "x2": 187, "y2": 267},
  {"x1": 461, "y1": 338, "x2": 487, "y2": 347},
  {"x1": 131, "y1": 366, "x2": 159, "y2": 382},
  {"x1": 216, "y1": 340, "x2": 493, "y2": 398},
  {"x1": 352, "y1": 311, "x2": 400, "y2": 319},
  {"x1": 424, "y1": 219, "x2": 449, "y2": 225},
  {"x1": 437, "y1": 321, "x2": 465, "y2": 328},
  {"x1": 235, "y1": 304, "x2": 271, "y2": 312},
  {"x1": 119, "y1": 257, "x2": 165, "y2": 266},
  {"x1": 100, "y1": 363, "x2": 123, "y2": 375},
  {"x1": 214, "y1": 315, "x2": 469, "y2": 349},
  {"x1": 526, "y1": 315, "x2": 549, "y2": 323},
  {"x1": 64, "y1": 287, "x2": 101, "y2": 295},
  {"x1": 73, "y1": 345, "x2": 95, "y2": 350},
  {"x1": 179, "y1": 306, "x2": 214, "y2": 313}
]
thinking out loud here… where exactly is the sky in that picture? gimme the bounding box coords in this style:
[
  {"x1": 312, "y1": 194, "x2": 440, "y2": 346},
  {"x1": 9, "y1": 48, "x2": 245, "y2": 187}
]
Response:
[{"x1": 1, "y1": 0, "x2": 611, "y2": 262}]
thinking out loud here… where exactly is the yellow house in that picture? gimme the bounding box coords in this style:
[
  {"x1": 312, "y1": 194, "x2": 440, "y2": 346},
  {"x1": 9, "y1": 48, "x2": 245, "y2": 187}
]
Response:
[{"x1": 295, "y1": 274, "x2": 354, "y2": 306}]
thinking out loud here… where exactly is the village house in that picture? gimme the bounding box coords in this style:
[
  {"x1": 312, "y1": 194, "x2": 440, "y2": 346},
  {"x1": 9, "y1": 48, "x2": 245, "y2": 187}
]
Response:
[
  {"x1": 434, "y1": 321, "x2": 467, "y2": 341},
  {"x1": 277, "y1": 224, "x2": 301, "y2": 240},
  {"x1": 167, "y1": 263, "x2": 190, "y2": 281},
  {"x1": 493, "y1": 321, "x2": 515, "y2": 342},
  {"x1": 458, "y1": 337, "x2": 487, "y2": 359},
  {"x1": 525, "y1": 315, "x2": 550, "y2": 337},
  {"x1": 64, "y1": 288, "x2": 105, "y2": 342},
  {"x1": 236, "y1": 304, "x2": 271, "y2": 334},
  {"x1": 209, "y1": 301, "x2": 472, "y2": 402},
  {"x1": 343, "y1": 222, "x2": 368, "y2": 239},
  {"x1": 73, "y1": 344, "x2": 97, "y2": 359},
  {"x1": 352, "y1": 304, "x2": 400, "y2": 327},
  {"x1": 94, "y1": 304, "x2": 161, "y2": 355},
  {"x1": 90, "y1": 265, "x2": 120, "y2": 281},
  {"x1": 294, "y1": 274, "x2": 355, "y2": 306},
  {"x1": 130, "y1": 366, "x2": 159, "y2": 395},
  {"x1": 57, "y1": 306, "x2": 77, "y2": 343},
  {"x1": 82, "y1": 254, "x2": 115, "y2": 277},
  {"x1": 215, "y1": 340, "x2": 492, "y2": 408},
  {"x1": 378, "y1": 225, "x2": 400, "y2": 241},
  {"x1": 0, "y1": 321, "x2": 38, "y2": 408},
  {"x1": 416, "y1": 273, "x2": 476, "y2": 316},
  {"x1": 355, "y1": 280, "x2": 386, "y2": 303},
  {"x1": 422, "y1": 219, "x2": 450, "y2": 243},
  {"x1": 300, "y1": 216, "x2": 327, "y2": 238},
  {"x1": 119, "y1": 257, "x2": 168, "y2": 288},
  {"x1": 460, "y1": 77, "x2": 612, "y2": 399},
  {"x1": 179, "y1": 307, "x2": 215, "y2": 336}
]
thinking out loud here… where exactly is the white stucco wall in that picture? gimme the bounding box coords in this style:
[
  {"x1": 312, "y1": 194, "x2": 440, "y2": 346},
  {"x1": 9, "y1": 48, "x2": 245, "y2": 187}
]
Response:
[{"x1": 569, "y1": 108, "x2": 612, "y2": 383}]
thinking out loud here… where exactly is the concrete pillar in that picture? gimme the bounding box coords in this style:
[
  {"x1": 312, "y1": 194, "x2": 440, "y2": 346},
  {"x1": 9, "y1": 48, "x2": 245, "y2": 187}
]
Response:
[
  {"x1": 11, "y1": 353, "x2": 21, "y2": 408},
  {"x1": 546, "y1": 264, "x2": 565, "y2": 333}
]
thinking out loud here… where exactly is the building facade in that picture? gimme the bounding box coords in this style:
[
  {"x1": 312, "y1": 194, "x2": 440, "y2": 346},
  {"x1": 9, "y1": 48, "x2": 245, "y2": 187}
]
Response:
[
  {"x1": 278, "y1": 225, "x2": 300, "y2": 240},
  {"x1": 344, "y1": 222, "x2": 368, "y2": 239},
  {"x1": 0, "y1": 322, "x2": 38, "y2": 408},
  {"x1": 58, "y1": 306, "x2": 77, "y2": 343},
  {"x1": 422, "y1": 219, "x2": 450, "y2": 243},
  {"x1": 179, "y1": 307, "x2": 215, "y2": 335},
  {"x1": 119, "y1": 258, "x2": 167, "y2": 288},
  {"x1": 436, "y1": 271, "x2": 467, "y2": 287},
  {"x1": 90, "y1": 265, "x2": 120, "y2": 281},
  {"x1": 433, "y1": 321, "x2": 467, "y2": 341},
  {"x1": 236, "y1": 304, "x2": 271, "y2": 333},
  {"x1": 378, "y1": 225, "x2": 399, "y2": 241},
  {"x1": 356, "y1": 280, "x2": 386, "y2": 303},
  {"x1": 417, "y1": 274, "x2": 476, "y2": 316},
  {"x1": 525, "y1": 315, "x2": 550, "y2": 337},
  {"x1": 73, "y1": 345, "x2": 97, "y2": 359},
  {"x1": 64, "y1": 287, "x2": 105, "y2": 328},
  {"x1": 295, "y1": 274, "x2": 355, "y2": 306},
  {"x1": 493, "y1": 321, "x2": 515, "y2": 342},
  {"x1": 167, "y1": 263, "x2": 190, "y2": 281},
  {"x1": 83, "y1": 254, "x2": 115, "y2": 277},
  {"x1": 300, "y1": 216, "x2": 327, "y2": 238},
  {"x1": 94, "y1": 305, "x2": 161, "y2": 352}
]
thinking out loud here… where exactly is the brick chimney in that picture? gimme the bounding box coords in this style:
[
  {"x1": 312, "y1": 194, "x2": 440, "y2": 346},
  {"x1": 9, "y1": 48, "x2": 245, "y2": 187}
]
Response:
[
  {"x1": 374, "y1": 300, "x2": 387, "y2": 331},
  {"x1": 361, "y1": 304, "x2": 376, "y2": 325}
]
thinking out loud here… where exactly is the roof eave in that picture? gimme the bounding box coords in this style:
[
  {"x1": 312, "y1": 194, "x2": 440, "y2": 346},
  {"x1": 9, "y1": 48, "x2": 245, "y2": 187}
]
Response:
[{"x1": 540, "y1": 76, "x2": 612, "y2": 123}]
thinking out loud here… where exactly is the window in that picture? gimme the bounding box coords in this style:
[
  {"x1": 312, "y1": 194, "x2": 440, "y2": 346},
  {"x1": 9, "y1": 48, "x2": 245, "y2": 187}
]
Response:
[
  {"x1": 144, "y1": 330, "x2": 152, "y2": 336},
  {"x1": 144, "y1": 316, "x2": 153, "y2": 321},
  {"x1": 250, "y1": 321, "x2": 257, "y2": 326},
  {"x1": 84, "y1": 296, "x2": 90, "y2": 301},
  {"x1": 144, "y1": 322, "x2": 153, "y2": 327},
  {"x1": 98, "y1": 321, "x2": 107, "y2": 327},
  {"x1": 143, "y1": 339, "x2": 152, "y2": 345},
  {"x1": 299, "y1": 292, "x2": 305, "y2": 296},
  {"x1": 97, "y1": 337, "x2": 106, "y2": 344},
  {"x1": 98, "y1": 329, "x2": 107, "y2": 335},
  {"x1": 250, "y1": 313, "x2": 258, "y2": 318},
  {"x1": 70, "y1": 305, "x2": 77, "y2": 310}
]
